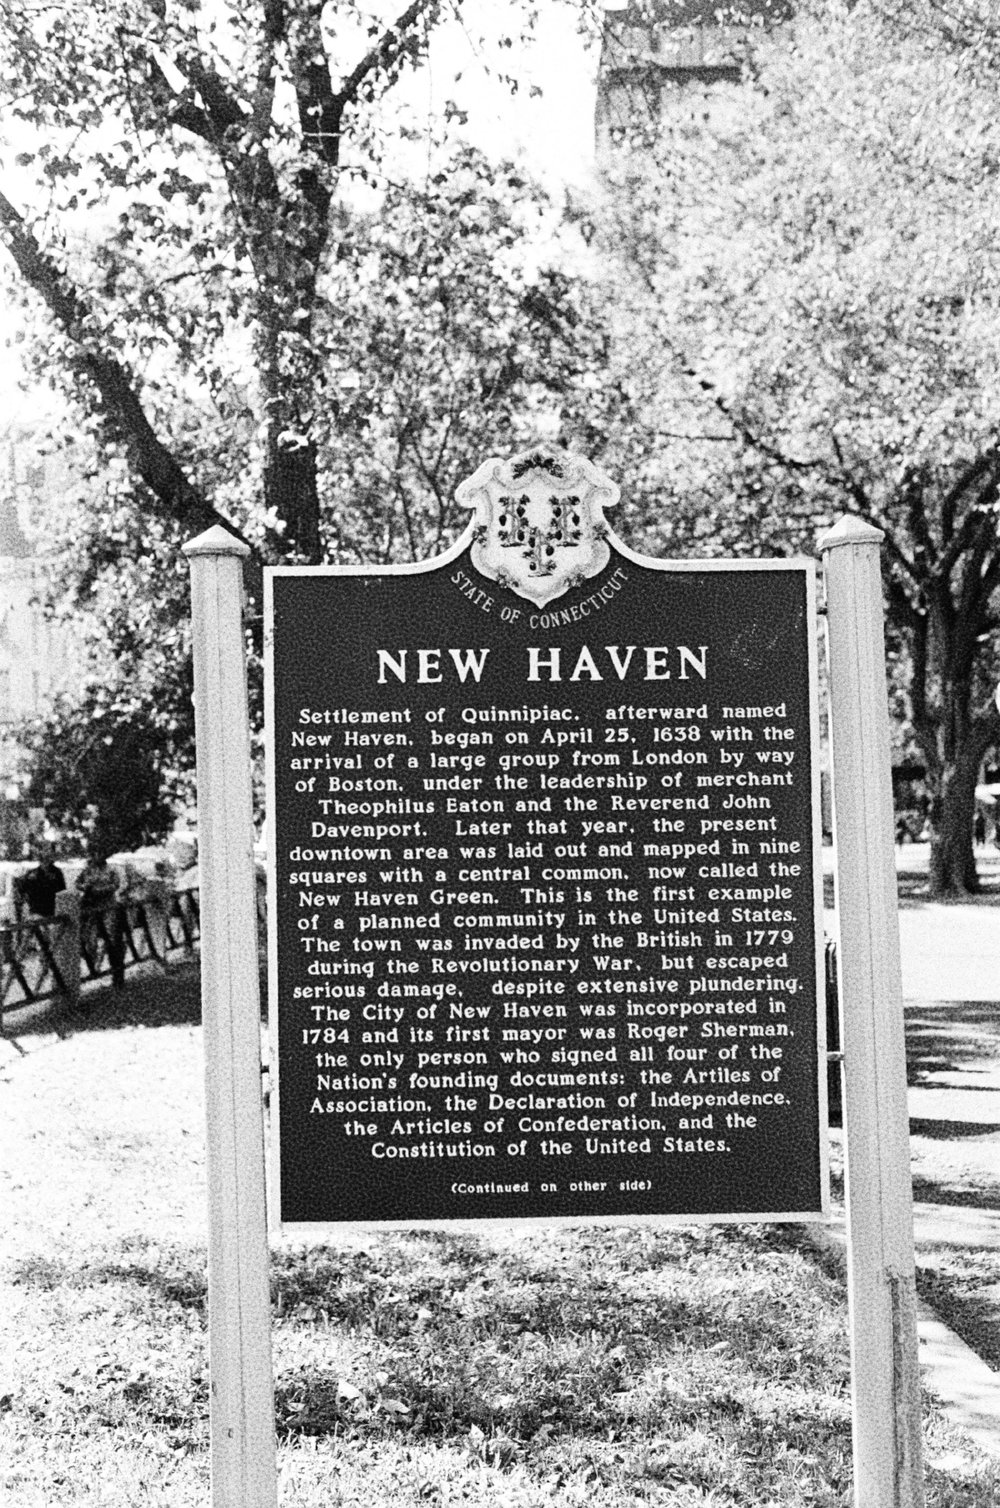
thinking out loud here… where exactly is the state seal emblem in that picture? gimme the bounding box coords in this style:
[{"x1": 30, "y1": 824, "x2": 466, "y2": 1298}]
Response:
[{"x1": 455, "y1": 447, "x2": 620, "y2": 607}]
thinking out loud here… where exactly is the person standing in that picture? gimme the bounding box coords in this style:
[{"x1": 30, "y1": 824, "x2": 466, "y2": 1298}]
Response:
[
  {"x1": 17, "y1": 846, "x2": 66, "y2": 918},
  {"x1": 76, "y1": 846, "x2": 125, "y2": 988}
]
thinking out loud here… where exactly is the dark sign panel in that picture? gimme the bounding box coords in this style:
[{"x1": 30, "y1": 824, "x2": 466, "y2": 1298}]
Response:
[{"x1": 265, "y1": 456, "x2": 826, "y2": 1229}]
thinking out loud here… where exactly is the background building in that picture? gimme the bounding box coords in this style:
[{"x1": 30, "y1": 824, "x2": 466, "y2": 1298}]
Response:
[
  {"x1": 0, "y1": 428, "x2": 88, "y2": 804},
  {"x1": 596, "y1": 0, "x2": 793, "y2": 157}
]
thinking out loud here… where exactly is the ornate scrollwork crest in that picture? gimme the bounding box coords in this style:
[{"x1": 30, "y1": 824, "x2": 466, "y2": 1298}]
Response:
[{"x1": 455, "y1": 447, "x2": 620, "y2": 606}]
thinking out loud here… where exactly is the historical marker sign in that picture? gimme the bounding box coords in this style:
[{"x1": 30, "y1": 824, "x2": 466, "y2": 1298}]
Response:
[{"x1": 265, "y1": 451, "x2": 827, "y2": 1230}]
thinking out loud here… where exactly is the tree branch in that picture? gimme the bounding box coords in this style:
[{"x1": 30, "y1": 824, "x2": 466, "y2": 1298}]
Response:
[
  {"x1": 823, "y1": 438, "x2": 919, "y2": 586},
  {"x1": 953, "y1": 514, "x2": 998, "y2": 671},
  {"x1": 137, "y1": 0, "x2": 270, "y2": 146},
  {"x1": 979, "y1": 554, "x2": 1000, "y2": 604},
  {"x1": 0, "y1": 187, "x2": 257, "y2": 571},
  {"x1": 904, "y1": 593, "x2": 937, "y2": 773},
  {"x1": 175, "y1": 49, "x2": 248, "y2": 137},
  {"x1": 968, "y1": 702, "x2": 1000, "y2": 756},
  {"x1": 287, "y1": 9, "x2": 346, "y2": 166},
  {"x1": 885, "y1": 572, "x2": 924, "y2": 635},
  {"x1": 319, "y1": 0, "x2": 442, "y2": 162},
  {"x1": 941, "y1": 446, "x2": 1000, "y2": 546},
  {"x1": 252, "y1": 0, "x2": 286, "y2": 138},
  {"x1": 133, "y1": 19, "x2": 246, "y2": 148},
  {"x1": 143, "y1": 53, "x2": 220, "y2": 144},
  {"x1": 939, "y1": 475, "x2": 1000, "y2": 579},
  {"x1": 136, "y1": 34, "x2": 283, "y2": 287},
  {"x1": 661, "y1": 340, "x2": 921, "y2": 581},
  {"x1": 337, "y1": 0, "x2": 442, "y2": 104},
  {"x1": 829, "y1": 432, "x2": 876, "y2": 515}
]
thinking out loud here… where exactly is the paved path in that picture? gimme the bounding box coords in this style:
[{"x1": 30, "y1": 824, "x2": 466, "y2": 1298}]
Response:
[
  {"x1": 898, "y1": 906, "x2": 1000, "y2": 1004},
  {"x1": 905, "y1": 980, "x2": 1000, "y2": 1453},
  {"x1": 823, "y1": 845, "x2": 1000, "y2": 1452}
]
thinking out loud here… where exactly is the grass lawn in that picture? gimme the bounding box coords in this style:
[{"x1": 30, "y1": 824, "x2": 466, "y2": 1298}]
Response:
[{"x1": 2, "y1": 966, "x2": 998, "y2": 1507}]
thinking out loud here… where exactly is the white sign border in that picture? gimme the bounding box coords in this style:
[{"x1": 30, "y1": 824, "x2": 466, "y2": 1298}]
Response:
[{"x1": 264, "y1": 524, "x2": 829, "y2": 1236}]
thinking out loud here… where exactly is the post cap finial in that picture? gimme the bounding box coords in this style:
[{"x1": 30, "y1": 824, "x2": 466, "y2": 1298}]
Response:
[
  {"x1": 182, "y1": 523, "x2": 251, "y2": 559},
  {"x1": 817, "y1": 514, "x2": 884, "y2": 553}
]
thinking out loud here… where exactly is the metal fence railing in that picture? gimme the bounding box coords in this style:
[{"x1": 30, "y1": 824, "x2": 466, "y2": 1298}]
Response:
[
  {"x1": 0, "y1": 889, "x2": 202, "y2": 1027},
  {"x1": 0, "y1": 912, "x2": 72, "y2": 1015}
]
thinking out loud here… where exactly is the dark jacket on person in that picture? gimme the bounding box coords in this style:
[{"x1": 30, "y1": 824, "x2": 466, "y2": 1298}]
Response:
[{"x1": 19, "y1": 861, "x2": 66, "y2": 918}]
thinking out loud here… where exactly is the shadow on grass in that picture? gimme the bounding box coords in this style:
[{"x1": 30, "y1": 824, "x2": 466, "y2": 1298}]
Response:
[
  {"x1": 911, "y1": 1178, "x2": 1000, "y2": 1211},
  {"x1": 4, "y1": 961, "x2": 269, "y2": 1037},
  {"x1": 904, "y1": 1003, "x2": 1000, "y2": 1087},
  {"x1": 917, "y1": 1267, "x2": 1000, "y2": 1373},
  {"x1": 897, "y1": 882, "x2": 1000, "y2": 906},
  {"x1": 8, "y1": 1245, "x2": 208, "y2": 1311},
  {"x1": 273, "y1": 1356, "x2": 617, "y2": 1443},
  {"x1": 909, "y1": 1118, "x2": 1000, "y2": 1140},
  {"x1": 268, "y1": 1231, "x2": 733, "y2": 1349}
]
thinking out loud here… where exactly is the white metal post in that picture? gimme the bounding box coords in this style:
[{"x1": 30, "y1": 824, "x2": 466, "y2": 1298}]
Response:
[
  {"x1": 183, "y1": 526, "x2": 277, "y2": 1508},
  {"x1": 819, "y1": 516, "x2": 923, "y2": 1508}
]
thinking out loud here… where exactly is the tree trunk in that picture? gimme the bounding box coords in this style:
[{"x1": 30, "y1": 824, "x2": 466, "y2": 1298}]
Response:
[
  {"x1": 264, "y1": 438, "x2": 323, "y2": 563},
  {"x1": 255, "y1": 169, "x2": 330, "y2": 568},
  {"x1": 927, "y1": 740, "x2": 984, "y2": 897}
]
